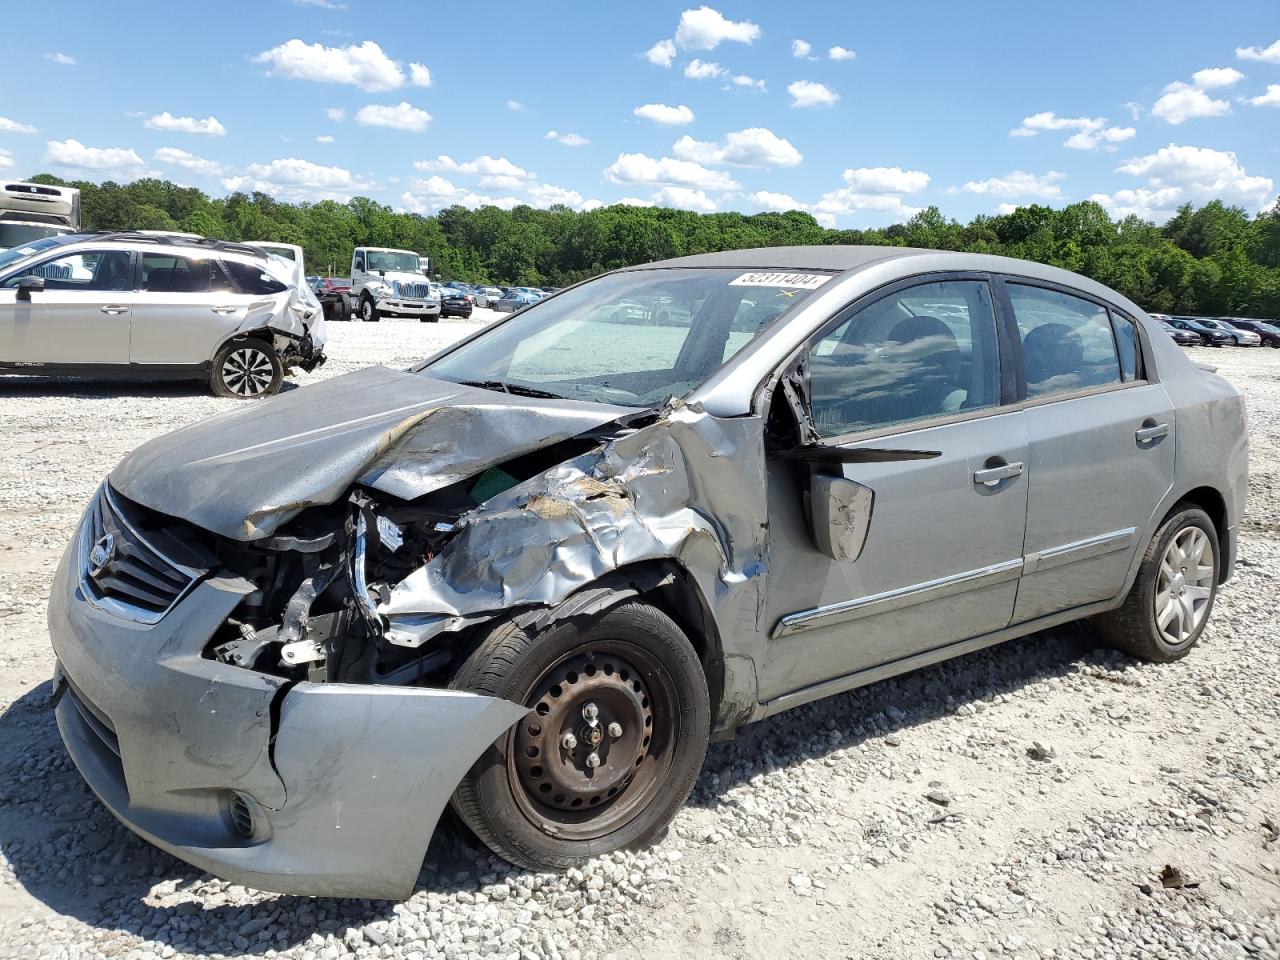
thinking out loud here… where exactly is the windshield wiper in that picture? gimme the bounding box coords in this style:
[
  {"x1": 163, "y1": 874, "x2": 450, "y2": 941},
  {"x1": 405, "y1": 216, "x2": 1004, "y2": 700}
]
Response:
[{"x1": 455, "y1": 379, "x2": 568, "y2": 401}]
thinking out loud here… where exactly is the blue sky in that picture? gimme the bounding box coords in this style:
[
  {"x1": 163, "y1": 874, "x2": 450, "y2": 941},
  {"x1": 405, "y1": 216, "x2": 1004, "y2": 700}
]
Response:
[{"x1": 1, "y1": 0, "x2": 1277, "y2": 226}]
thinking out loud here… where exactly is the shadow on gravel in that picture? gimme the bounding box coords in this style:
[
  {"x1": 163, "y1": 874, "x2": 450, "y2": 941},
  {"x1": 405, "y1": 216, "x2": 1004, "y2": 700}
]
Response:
[
  {"x1": 0, "y1": 376, "x2": 302, "y2": 399},
  {"x1": 0, "y1": 619, "x2": 1122, "y2": 952}
]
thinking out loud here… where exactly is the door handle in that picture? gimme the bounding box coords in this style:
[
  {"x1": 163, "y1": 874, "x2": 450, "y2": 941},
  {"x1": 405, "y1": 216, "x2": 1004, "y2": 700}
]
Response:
[
  {"x1": 211, "y1": 306, "x2": 238, "y2": 315},
  {"x1": 99, "y1": 305, "x2": 128, "y2": 315},
  {"x1": 973, "y1": 461, "x2": 1024, "y2": 487},
  {"x1": 1136, "y1": 423, "x2": 1170, "y2": 444}
]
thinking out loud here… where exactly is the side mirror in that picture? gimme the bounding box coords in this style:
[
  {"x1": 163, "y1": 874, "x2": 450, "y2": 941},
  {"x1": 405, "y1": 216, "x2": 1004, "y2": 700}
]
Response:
[
  {"x1": 353, "y1": 259, "x2": 365, "y2": 272},
  {"x1": 16, "y1": 276, "x2": 45, "y2": 301},
  {"x1": 809, "y1": 474, "x2": 874, "y2": 562}
]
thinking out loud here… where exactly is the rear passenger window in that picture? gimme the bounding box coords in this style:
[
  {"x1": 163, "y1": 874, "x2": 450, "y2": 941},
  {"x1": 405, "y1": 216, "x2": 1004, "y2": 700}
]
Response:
[
  {"x1": 141, "y1": 254, "x2": 232, "y2": 293},
  {"x1": 223, "y1": 259, "x2": 288, "y2": 295},
  {"x1": 1112, "y1": 313, "x2": 1139, "y2": 381},
  {"x1": 806, "y1": 280, "x2": 1002, "y2": 438},
  {"x1": 1008, "y1": 285, "x2": 1121, "y2": 399}
]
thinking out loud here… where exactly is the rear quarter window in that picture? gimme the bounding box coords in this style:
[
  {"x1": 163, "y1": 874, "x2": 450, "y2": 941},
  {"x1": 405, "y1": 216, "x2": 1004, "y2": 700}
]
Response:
[{"x1": 223, "y1": 259, "x2": 288, "y2": 295}]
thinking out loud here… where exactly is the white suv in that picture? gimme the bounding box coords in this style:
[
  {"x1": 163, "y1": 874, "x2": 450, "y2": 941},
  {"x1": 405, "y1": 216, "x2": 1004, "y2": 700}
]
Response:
[{"x1": 0, "y1": 232, "x2": 325, "y2": 397}]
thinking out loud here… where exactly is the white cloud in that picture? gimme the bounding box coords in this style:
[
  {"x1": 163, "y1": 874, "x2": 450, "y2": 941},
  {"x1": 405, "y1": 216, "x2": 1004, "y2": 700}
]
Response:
[
  {"x1": 526, "y1": 182, "x2": 601, "y2": 210},
  {"x1": 1151, "y1": 81, "x2": 1231, "y2": 124},
  {"x1": 828, "y1": 46, "x2": 856, "y2": 61},
  {"x1": 401, "y1": 176, "x2": 520, "y2": 214},
  {"x1": 684, "y1": 58, "x2": 725, "y2": 79},
  {"x1": 617, "y1": 197, "x2": 655, "y2": 207},
  {"x1": 842, "y1": 166, "x2": 930, "y2": 193},
  {"x1": 787, "y1": 80, "x2": 838, "y2": 108},
  {"x1": 506, "y1": 99, "x2": 528, "y2": 112},
  {"x1": 1191, "y1": 67, "x2": 1244, "y2": 89},
  {"x1": 674, "y1": 6, "x2": 761, "y2": 50},
  {"x1": 291, "y1": 0, "x2": 347, "y2": 8},
  {"x1": 813, "y1": 189, "x2": 922, "y2": 220},
  {"x1": 45, "y1": 138, "x2": 144, "y2": 175},
  {"x1": 791, "y1": 39, "x2": 813, "y2": 59},
  {"x1": 0, "y1": 117, "x2": 37, "y2": 134},
  {"x1": 730, "y1": 74, "x2": 766, "y2": 90},
  {"x1": 671, "y1": 127, "x2": 802, "y2": 167},
  {"x1": 409, "y1": 63, "x2": 432, "y2": 87},
  {"x1": 1009, "y1": 111, "x2": 1135, "y2": 150},
  {"x1": 651, "y1": 186, "x2": 718, "y2": 212},
  {"x1": 633, "y1": 103, "x2": 696, "y2": 125},
  {"x1": 45, "y1": 52, "x2": 76, "y2": 65},
  {"x1": 644, "y1": 38, "x2": 677, "y2": 67},
  {"x1": 224, "y1": 157, "x2": 374, "y2": 202},
  {"x1": 1092, "y1": 144, "x2": 1276, "y2": 221},
  {"x1": 546, "y1": 130, "x2": 590, "y2": 146},
  {"x1": 316, "y1": 134, "x2": 335, "y2": 143},
  {"x1": 143, "y1": 112, "x2": 226, "y2": 136},
  {"x1": 604, "y1": 152, "x2": 738, "y2": 191},
  {"x1": 0, "y1": 148, "x2": 13, "y2": 171},
  {"x1": 354, "y1": 102, "x2": 432, "y2": 132},
  {"x1": 252, "y1": 39, "x2": 407, "y2": 92},
  {"x1": 958, "y1": 170, "x2": 1065, "y2": 199},
  {"x1": 1236, "y1": 38, "x2": 1280, "y2": 64},
  {"x1": 325, "y1": 107, "x2": 346, "y2": 121},
  {"x1": 1248, "y1": 84, "x2": 1280, "y2": 107},
  {"x1": 750, "y1": 190, "x2": 804, "y2": 210},
  {"x1": 995, "y1": 203, "x2": 1019, "y2": 216},
  {"x1": 415, "y1": 155, "x2": 533, "y2": 187},
  {"x1": 153, "y1": 146, "x2": 225, "y2": 177}
]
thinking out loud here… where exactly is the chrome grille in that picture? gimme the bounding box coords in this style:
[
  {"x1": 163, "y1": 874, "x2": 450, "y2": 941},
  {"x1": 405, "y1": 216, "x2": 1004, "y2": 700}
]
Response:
[
  {"x1": 391, "y1": 280, "x2": 431, "y2": 300},
  {"x1": 79, "y1": 485, "x2": 202, "y2": 623}
]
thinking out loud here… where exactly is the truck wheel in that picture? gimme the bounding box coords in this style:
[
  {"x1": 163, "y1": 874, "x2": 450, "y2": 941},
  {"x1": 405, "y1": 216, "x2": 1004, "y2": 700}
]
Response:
[
  {"x1": 449, "y1": 601, "x2": 710, "y2": 872},
  {"x1": 1094, "y1": 505, "x2": 1219, "y2": 663},
  {"x1": 209, "y1": 339, "x2": 282, "y2": 399},
  {"x1": 360, "y1": 295, "x2": 380, "y2": 322},
  {"x1": 336, "y1": 293, "x2": 352, "y2": 321}
]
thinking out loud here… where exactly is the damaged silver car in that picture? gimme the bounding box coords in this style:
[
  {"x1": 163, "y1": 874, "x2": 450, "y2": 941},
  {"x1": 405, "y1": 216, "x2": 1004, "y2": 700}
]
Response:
[{"x1": 49, "y1": 246, "x2": 1247, "y2": 898}]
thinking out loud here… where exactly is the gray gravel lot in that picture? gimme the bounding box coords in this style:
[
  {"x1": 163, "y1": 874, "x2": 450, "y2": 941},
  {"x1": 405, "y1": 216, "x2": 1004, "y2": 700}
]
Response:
[{"x1": 0, "y1": 318, "x2": 1278, "y2": 959}]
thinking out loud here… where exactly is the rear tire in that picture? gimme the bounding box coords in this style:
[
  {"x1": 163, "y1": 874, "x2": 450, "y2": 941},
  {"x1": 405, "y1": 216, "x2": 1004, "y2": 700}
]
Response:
[
  {"x1": 1094, "y1": 505, "x2": 1219, "y2": 663},
  {"x1": 449, "y1": 601, "x2": 710, "y2": 871},
  {"x1": 209, "y1": 338, "x2": 282, "y2": 399}
]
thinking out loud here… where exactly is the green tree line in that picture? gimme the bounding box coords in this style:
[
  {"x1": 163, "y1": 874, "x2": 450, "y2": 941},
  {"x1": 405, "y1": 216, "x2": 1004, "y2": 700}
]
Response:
[{"x1": 27, "y1": 173, "x2": 1280, "y2": 318}]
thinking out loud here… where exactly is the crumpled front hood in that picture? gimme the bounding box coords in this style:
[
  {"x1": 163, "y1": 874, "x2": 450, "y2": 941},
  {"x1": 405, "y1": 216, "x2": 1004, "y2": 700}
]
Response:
[{"x1": 109, "y1": 366, "x2": 630, "y2": 541}]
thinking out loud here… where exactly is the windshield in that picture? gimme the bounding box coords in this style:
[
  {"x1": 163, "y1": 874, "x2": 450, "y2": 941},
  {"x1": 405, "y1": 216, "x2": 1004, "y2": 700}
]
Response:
[
  {"x1": 425, "y1": 267, "x2": 830, "y2": 407},
  {"x1": 0, "y1": 233, "x2": 85, "y2": 273},
  {"x1": 366, "y1": 250, "x2": 423, "y2": 274}
]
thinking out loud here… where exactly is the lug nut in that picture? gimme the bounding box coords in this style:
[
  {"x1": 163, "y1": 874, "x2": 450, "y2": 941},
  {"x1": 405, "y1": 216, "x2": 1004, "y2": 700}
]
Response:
[
  {"x1": 607, "y1": 722, "x2": 623, "y2": 739},
  {"x1": 561, "y1": 732, "x2": 578, "y2": 750},
  {"x1": 585, "y1": 752, "x2": 601, "y2": 769},
  {"x1": 582, "y1": 702, "x2": 599, "y2": 721}
]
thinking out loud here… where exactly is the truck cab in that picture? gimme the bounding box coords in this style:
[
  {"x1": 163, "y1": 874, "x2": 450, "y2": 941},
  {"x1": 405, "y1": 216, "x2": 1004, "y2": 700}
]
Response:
[
  {"x1": 350, "y1": 246, "x2": 439, "y2": 322},
  {"x1": 0, "y1": 180, "x2": 81, "y2": 250}
]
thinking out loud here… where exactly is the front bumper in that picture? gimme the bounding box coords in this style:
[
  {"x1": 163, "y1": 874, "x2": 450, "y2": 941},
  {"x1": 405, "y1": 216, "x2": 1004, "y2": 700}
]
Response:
[
  {"x1": 48, "y1": 510, "x2": 526, "y2": 899},
  {"x1": 376, "y1": 298, "x2": 440, "y2": 316}
]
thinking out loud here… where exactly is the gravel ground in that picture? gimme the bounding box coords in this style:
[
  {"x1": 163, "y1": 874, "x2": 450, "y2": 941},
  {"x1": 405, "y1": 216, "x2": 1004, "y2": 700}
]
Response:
[{"x1": 0, "y1": 320, "x2": 1278, "y2": 960}]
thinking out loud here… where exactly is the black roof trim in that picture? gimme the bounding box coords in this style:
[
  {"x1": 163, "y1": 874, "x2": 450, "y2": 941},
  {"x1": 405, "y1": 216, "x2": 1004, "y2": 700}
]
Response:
[{"x1": 88, "y1": 232, "x2": 268, "y2": 258}]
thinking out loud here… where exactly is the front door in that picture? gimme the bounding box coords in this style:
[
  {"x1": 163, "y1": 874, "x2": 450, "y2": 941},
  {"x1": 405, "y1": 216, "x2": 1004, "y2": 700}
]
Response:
[
  {"x1": 760, "y1": 277, "x2": 1029, "y2": 702},
  {"x1": 999, "y1": 280, "x2": 1175, "y2": 622},
  {"x1": 0, "y1": 249, "x2": 133, "y2": 365}
]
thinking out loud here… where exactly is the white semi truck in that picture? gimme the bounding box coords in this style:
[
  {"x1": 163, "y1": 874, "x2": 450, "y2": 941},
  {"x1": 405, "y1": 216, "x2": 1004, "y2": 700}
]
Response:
[
  {"x1": 349, "y1": 246, "x2": 439, "y2": 322},
  {"x1": 0, "y1": 180, "x2": 81, "y2": 249}
]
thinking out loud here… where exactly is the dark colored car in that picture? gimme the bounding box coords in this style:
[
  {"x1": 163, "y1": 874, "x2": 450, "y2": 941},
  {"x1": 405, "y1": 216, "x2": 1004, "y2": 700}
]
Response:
[
  {"x1": 1220, "y1": 318, "x2": 1280, "y2": 348},
  {"x1": 1169, "y1": 317, "x2": 1232, "y2": 347},
  {"x1": 1159, "y1": 320, "x2": 1201, "y2": 346},
  {"x1": 437, "y1": 286, "x2": 474, "y2": 320}
]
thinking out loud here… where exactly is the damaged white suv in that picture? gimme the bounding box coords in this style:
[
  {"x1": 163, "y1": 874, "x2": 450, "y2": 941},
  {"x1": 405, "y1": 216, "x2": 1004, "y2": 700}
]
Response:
[
  {"x1": 49, "y1": 247, "x2": 1247, "y2": 899},
  {"x1": 0, "y1": 233, "x2": 325, "y2": 397}
]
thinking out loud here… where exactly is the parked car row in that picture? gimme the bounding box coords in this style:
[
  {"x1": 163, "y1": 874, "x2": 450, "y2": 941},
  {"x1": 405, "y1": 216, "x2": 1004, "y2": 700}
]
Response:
[{"x1": 1151, "y1": 313, "x2": 1280, "y2": 348}]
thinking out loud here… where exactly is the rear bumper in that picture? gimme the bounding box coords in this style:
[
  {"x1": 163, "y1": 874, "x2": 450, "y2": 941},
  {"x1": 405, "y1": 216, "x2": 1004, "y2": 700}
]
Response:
[{"x1": 48, "y1": 507, "x2": 526, "y2": 899}]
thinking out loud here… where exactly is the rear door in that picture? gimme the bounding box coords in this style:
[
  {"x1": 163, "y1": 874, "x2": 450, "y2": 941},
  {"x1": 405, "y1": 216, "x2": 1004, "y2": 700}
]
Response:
[
  {"x1": 0, "y1": 249, "x2": 133, "y2": 364},
  {"x1": 760, "y1": 276, "x2": 1030, "y2": 701},
  {"x1": 998, "y1": 279, "x2": 1175, "y2": 623},
  {"x1": 128, "y1": 253, "x2": 252, "y2": 365}
]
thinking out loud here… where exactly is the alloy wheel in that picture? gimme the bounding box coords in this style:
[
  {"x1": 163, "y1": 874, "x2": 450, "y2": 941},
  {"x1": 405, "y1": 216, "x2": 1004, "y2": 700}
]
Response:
[
  {"x1": 1154, "y1": 526, "x2": 1215, "y2": 645},
  {"x1": 221, "y1": 347, "x2": 275, "y2": 397}
]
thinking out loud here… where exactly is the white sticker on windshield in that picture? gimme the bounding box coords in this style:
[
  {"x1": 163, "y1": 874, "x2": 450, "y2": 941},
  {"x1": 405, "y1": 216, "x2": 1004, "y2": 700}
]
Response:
[
  {"x1": 16, "y1": 247, "x2": 37, "y2": 256},
  {"x1": 729, "y1": 271, "x2": 831, "y2": 290}
]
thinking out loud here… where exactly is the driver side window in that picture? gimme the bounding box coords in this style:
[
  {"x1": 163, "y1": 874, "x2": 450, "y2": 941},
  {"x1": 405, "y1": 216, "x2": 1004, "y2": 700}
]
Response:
[
  {"x1": 807, "y1": 279, "x2": 1002, "y2": 439},
  {"x1": 7, "y1": 251, "x2": 131, "y2": 292}
]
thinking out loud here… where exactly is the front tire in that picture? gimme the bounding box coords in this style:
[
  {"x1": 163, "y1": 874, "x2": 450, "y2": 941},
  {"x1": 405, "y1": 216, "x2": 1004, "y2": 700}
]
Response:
[
  {"x1": 209, "y1": 339, "x2": 282, "y2": 399},
  {"x1": 360, "y1": 295, "x2": 380, "y2": 322},
  {"x1": 449, "y1": 601, "x2": 710, "y2": 871},
  {"x1": 1095, "y1": 506, "x2": 1219, "y2": 663}
]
